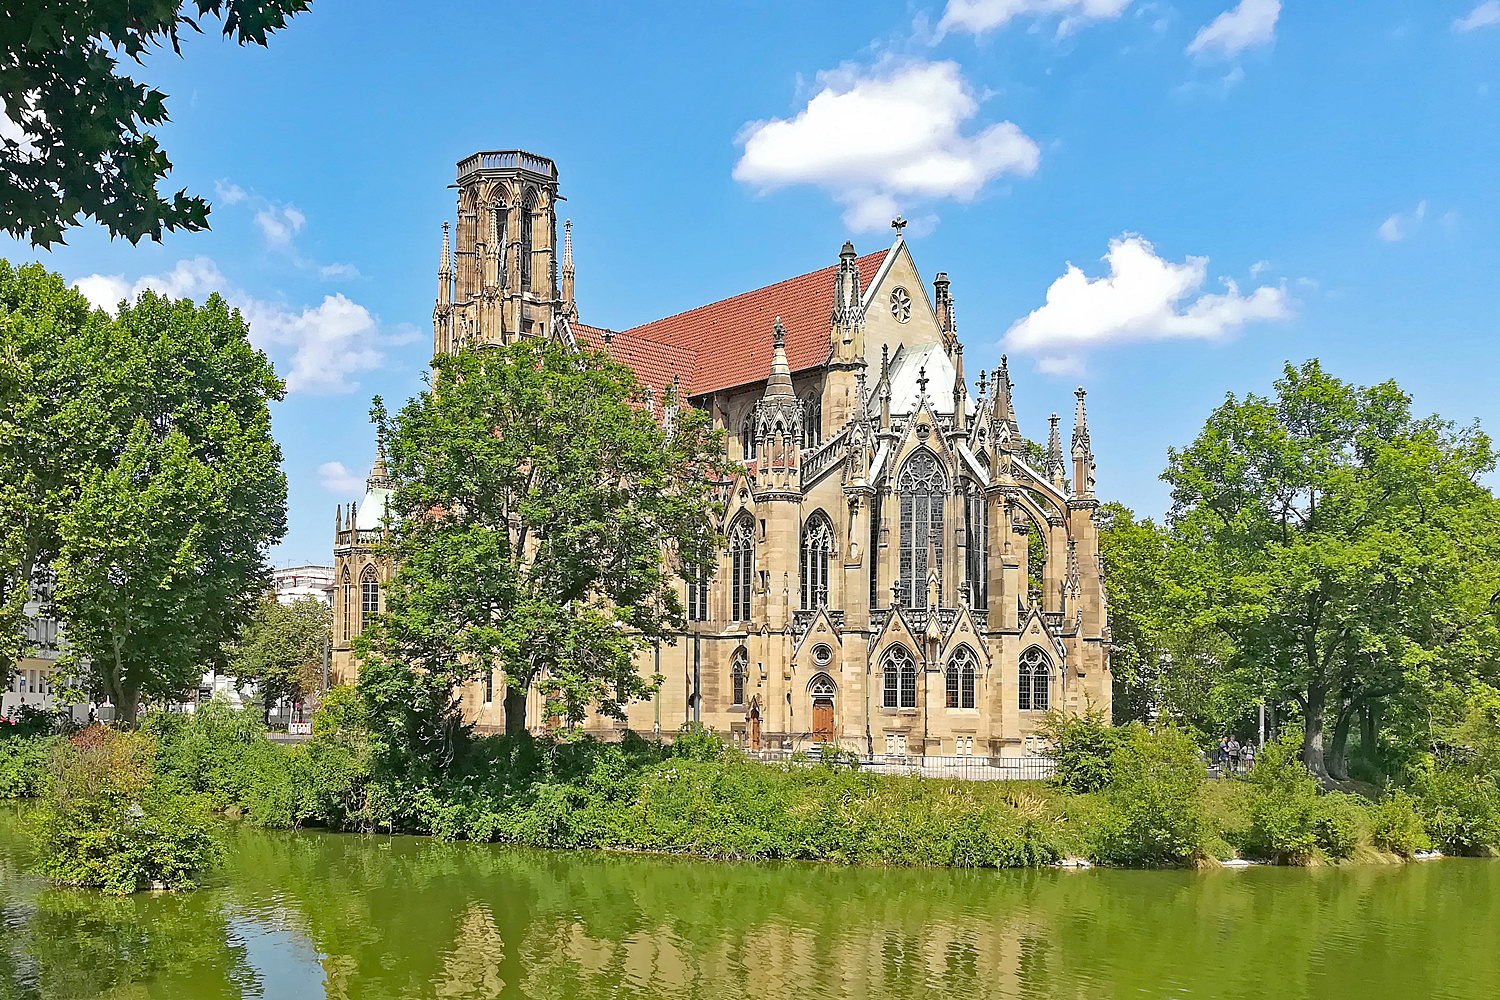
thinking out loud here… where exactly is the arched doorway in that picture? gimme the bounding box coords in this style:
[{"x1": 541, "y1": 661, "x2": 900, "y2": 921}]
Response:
[
  {"x1": 809, "y1": 673, "x2": 836, "y2": 743},
  {"x1": 749, "y1": 708, "x2": 761, "y2": 751}
]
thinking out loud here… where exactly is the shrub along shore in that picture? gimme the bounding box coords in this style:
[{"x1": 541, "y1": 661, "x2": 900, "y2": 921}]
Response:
[{"x1": 3, "y1": 696, "x2": 1497, "y2": 886}]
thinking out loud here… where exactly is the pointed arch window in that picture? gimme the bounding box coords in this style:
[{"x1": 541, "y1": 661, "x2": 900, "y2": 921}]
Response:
[
  {"x1": 898, "y1": 451, "x2": 947, "y2": 608},
  {"x1": 964, "y1": 483, "x2": 988, "y2": 608},
  {"x1": 730, "y1": 517, "x2": 754, "y2": 622},
  {"x1": 520, "y1": 189, "x2": 536, "y2": 291},
  {"x1": 491, "y1": 200, "x2": 508, "y2": 287},
  {"x1": 946, "y1": 647, "x2": 978, "y2": 709},
  {"x1": 800, "y1": 394, "x2": 822, "y2": 450},
  {"x1": 731, "y1": 648, "x2": 748, "y2": 706},
  {"x1": 360, "y1": 565, "x2": 379, "y2": 635},
  {"x1": 340, "y1": 567, "x2": 351, "y2": 642},
  {"x1": 686, "y1": 565, "x2": 711, "y2": 622},
  {"x1": 741, "y1": 415, "x2": 757, "y2": 461},
  {"x1": 882, "y1": 646, "x2": 917, "y2": 709},
  {"x1": 1019, "y1": 646, "x2": 1050, "y2": 712},
  {"x1": 800, "y1": 513, "x2": 833, "y2": 609}
]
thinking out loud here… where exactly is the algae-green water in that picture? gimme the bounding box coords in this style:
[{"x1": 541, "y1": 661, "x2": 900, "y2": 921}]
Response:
[{"x1": 2, "y1": 805, "x2": 1497, "y2": 999}]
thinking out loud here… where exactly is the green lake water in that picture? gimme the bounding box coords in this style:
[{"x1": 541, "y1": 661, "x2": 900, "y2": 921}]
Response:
[{"x1": 2, "y1": 806, "x2": 1497, "y2": 1000}]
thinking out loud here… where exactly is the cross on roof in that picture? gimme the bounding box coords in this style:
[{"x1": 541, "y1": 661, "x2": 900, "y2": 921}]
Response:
[{"x1": 916, "y1": 365, "x2": 929, "y2": 395}]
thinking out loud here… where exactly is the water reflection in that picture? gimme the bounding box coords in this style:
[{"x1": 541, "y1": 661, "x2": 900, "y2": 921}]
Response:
[{"x1": 3, "y1": 807, "x2": 1499, "y2": 1000}]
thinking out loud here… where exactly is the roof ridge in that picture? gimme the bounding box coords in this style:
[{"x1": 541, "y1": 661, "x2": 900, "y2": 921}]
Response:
[{"x1": 620, "y1": 249, "x2": 886, "y2": 338}]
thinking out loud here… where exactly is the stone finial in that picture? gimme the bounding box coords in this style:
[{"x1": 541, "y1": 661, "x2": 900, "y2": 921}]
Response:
[
  {"x1": 891, "y1": 216, "x2": 907, "y2": 235},
  {"x1": 1046, "y1": 413, "x2": 1065, "y2": 484},
  {"x1": 916, "y1": 365, "x2": 929, "y2": 397},
  {"x1": 762, "y1": 318, "x2": 795, "y2": 401}
]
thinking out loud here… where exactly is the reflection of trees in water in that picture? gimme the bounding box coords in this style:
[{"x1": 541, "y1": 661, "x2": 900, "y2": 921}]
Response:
[
  {"x1": 12, "y1": 814, "x2": 1500, "y2": 1000},
  {"x1": 0, "y1": 868, "x2": 257, "y2": 999},
  {"x1": 221, "y1": 828, "x2": 1500, "y2": 1000}
]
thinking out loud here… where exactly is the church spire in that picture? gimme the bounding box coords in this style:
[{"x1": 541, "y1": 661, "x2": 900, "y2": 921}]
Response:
[
  {"x1": 561, "y1": 219, "x2": 576, "y2": 319},
  {"x1": 1046, "y1": 413, "x2": 1065, "y2": 486},
  {"x1": 877, "y1": 343, "x2": 893, "y2": 430},
  {"x1": 951, "y1": 343, "x2": 967, "y2": 435},
  {"x1": 933, "y1": 272, "x2": 957, "y2": 357},
  {"x1": 762, "y1": 317, "x2": 796, "y2": 401},
  {"x1": 1072, "y1": 386, "x2": 1094, "y2": 498},
  {"x1": 437, "y1": 221, "x2": 452, "y2": 305},
  {"x1": 992, "y1": 354, "x2": 1020, "y2": 447}
]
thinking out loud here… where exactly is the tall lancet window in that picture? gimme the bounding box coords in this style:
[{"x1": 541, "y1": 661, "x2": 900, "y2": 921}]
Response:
[
  {"x1": 964, "y1": 484, "x2": 988, "y2": 608},
  {"x1": 740, "y1": 415, "x2": 757, "y2": 461},
  {"x1": 340, "y1": 567, "x2": 352, "y2": 642},
  {"x1": 492, "y1": 200, "x2": 508, "y2": 287},
  {"x1": 800, "y1": 513, "x2": 833, "y2": 609},
  {"x1": 800, "y1": 394, "x2": 822, "y2": 449},
  {"x1": 520, "y1": 189, "x2": 536, "y2": 291},
  {"x1": 730, "y1": 517, "x2": 754, "y2": 622},
  {"x1": 360, "y1": 565, "x2": 379, "y2": 635},
  {"x1": 898, "y1": 451, "x2": 947, "y2": 608},
  {"x1": 1019, "y1": 646, "x2": 1051, "y2": 712}
]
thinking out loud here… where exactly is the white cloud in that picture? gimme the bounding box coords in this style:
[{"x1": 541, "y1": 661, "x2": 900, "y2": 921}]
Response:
[
  {"x1": 254, "y1": 205, "x2": 306, "y2": 246},
  {"x1": 1004, "y1": 235, "x2": 1291, "y2": 359},
  {"x1": 214, "y1": 179, "x2": 247, "y2": 205},
  {"x1": 1187, "y1": 0, "x2": 1280, "y2": 58},
  {"x1": 319, "y1": 262, "x2": 363, "y2": 280},
  {"x1": 1378, "y1": 200, "x2": 1427, "y2": 242},
  {"x1": 734, "y1": 60, "x2": 1039, "y2": 232},
  {"x1": 1455, "y1": 1, "x2": 1500, "y2": 31},
  {"x1": 318, "y1": 461, "x2": 368, "y2": 497},
  {"x1": 1249, "y1": 259, "x2": 1270, "y2": 276},
  {"x1": 72, "y1": 257, "x2": 389, "y2": 394},
  {"x1": 937, "y1": 0, "x2": 1132, "y2": 36}
]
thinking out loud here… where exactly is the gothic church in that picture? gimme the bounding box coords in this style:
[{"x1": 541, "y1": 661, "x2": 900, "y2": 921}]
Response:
[{"x1": 333, "y1": 150, "x2": 1111, "y2": 758}]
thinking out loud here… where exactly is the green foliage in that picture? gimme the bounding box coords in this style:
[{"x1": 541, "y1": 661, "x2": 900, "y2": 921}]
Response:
[
  {"x1": 227, "y1": 595, "x2": 330, "y2": 718},
  {"x1": 0, "y1": 1, "x2": 309, "y2": 247},
  {"x1": 359, "y1": 339, "x2": 727, "y2": 760},
  {"x1": 46, "y1": 287, "x2": 287, "y2": 724},
  {"x1": 1091, "y1": 725, "x2": 1210, "y2": 867},
  {"x1": 1038, "y1": 707, "x2": 1119, "y2": 792},
  {"x1": 0, "y1": 731, "x2": 61, "y2": 798},
  {"x1": 27, "y1": 726, "x2": 217, "y2": 893},
  {"x1": 1369, "y1": 791, "x2": 1429, "y2": 856},
  {"x1": 1162, "y1": 360, "x2": 1500, "y2": 780},
  {"x1": 1239, "y1": 732, "x2": 1371, "y2": 862},
  {"x1": 1412, "y1": 765, "x2": 1500, "y2": 855}
]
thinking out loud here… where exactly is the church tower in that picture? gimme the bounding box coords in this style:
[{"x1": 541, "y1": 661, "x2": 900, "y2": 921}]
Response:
[{"x1": 433, "y1": 150, "x2": 570, "y2": 356}]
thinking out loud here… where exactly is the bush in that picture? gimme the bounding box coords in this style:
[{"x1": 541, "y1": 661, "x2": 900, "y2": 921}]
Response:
[
  {"x1": 1241, "y1": 733, "x2": 1369, "y2": 862},
  {"x1": 27, "y1": 726, "x2": 217, "y2": 894},
  {"x1": 1413, "y1": 765, "x2": 1500, "y2": 855},
  {"x1": 1090, "y1": 725, "x2": 1209, "y2": 867},
  {"x1": 1369, "y1": 791, "x2": 1429, "y2": 856},
  {"x1": 1038, "y1": 707, "x2": 1119, "y2": 793},
  {"x1": 0, "y1": 731, "x2": 61, "y2": 798}
]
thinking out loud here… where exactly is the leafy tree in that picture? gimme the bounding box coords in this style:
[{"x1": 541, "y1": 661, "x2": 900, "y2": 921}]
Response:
[
  {"x1": 227, "y1": 594, "x2": 329, "y2": 721},
  {"x1": 1097, "y1": 502, "x2": 1250, "y2": 735},
  {"x1": 358, "y1": 340, "x2": 726, "y2": 768},
  {"x1": 1164, "y1": 361, "x2": 1500, "y2": 780},
  {"x1": 0, "y1": 262, "x2": 117, "y2": 689},
  {"x1": 0, "y1": 1, "x2": 309, "y2": 247},
  {"x1": 50, "y1": 288, "x2": 287, "y2": 725}
]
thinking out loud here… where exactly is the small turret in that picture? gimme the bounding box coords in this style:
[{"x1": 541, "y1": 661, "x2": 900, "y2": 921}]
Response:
[
  {"x1": 992, "y1": 355, "x2": 1021, "y2": 448},
  {"x1": 1046, "y1": 413, "x2": 1065, "y2": 487},
  {"x1": 933, "y1": 272, "x2": 957, "y2": 356},
  {"x1": 438, "y1": 222, "x2": 452, "y2": 306},
  {"x1": 1072, "y1": 386, "x2": 1094, "y2": 498},
  {"x1": 952, "y1": 343, "x2": 967, "y2": 435},
  {"x1": 877, "y1": 343, "x2": 892, "y2": 430},
  {"x1": 561, "y1": 219, "x2": 576, "y2": 320}
]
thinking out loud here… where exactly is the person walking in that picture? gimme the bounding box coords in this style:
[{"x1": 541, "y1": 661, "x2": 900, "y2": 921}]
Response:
[
  {"x1": 1228, "y1": 736, "x2": 1243, "y2": 775},
  {"x1": 1217, "y1": 735, "x2": 1230, "y2": 776}
]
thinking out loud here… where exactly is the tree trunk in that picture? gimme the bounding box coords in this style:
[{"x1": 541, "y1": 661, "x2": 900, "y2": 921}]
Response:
[
  {"x1": 503, "y1": 684, "x2": 529, "y2": 736},
  {"x1": 1361, "y1": 700, "x2": 1379, "y2": 758},
  {"x1": 1303, "y1": 682, "x2": 1330, "y2": 780},
  {"x1": 116, "y1": 686, "x2": 140, "y2": 731},
  {"x1": 1327, "y1": 699, "x2": 1356, "y2": 782}
]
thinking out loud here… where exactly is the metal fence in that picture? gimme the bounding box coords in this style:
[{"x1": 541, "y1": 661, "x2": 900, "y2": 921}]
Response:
[{"x1": 744, "y1": 748, "x2": 1056, "y2": 782}]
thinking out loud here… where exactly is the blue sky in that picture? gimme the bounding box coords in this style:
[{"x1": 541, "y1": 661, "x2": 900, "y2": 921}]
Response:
[{"x1": 4, "y1": 0, "x2": 1498, "y2": 565}]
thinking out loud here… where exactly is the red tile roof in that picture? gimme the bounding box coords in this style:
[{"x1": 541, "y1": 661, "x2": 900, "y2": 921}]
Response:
[{"x1": 574, "y1": 250, "x2": 887, "y2": 399}]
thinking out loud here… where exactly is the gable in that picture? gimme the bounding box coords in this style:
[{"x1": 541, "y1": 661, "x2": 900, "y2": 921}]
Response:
[{"x1": 862, "y1": 240, "x2": 944, "y2": 367}]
